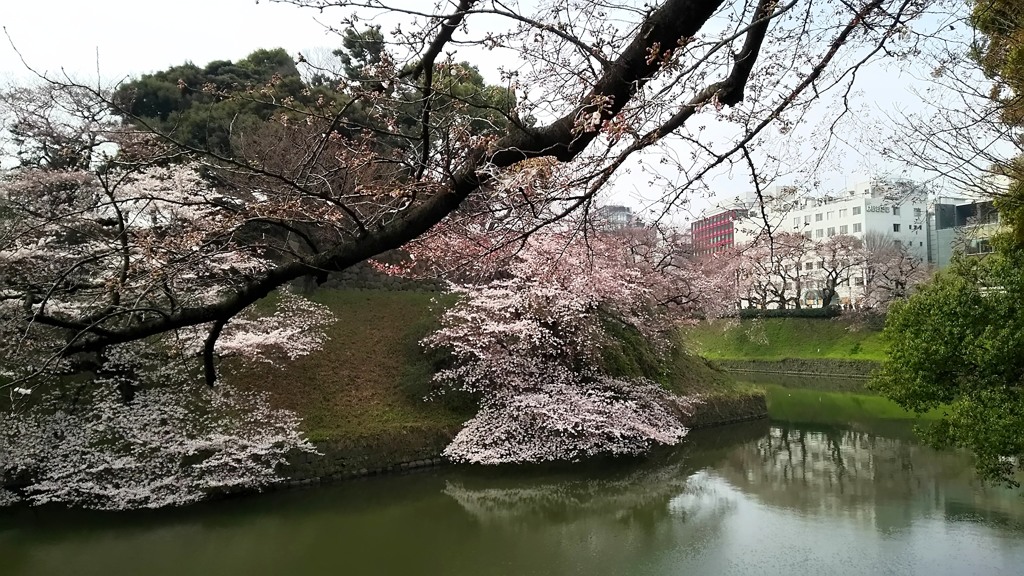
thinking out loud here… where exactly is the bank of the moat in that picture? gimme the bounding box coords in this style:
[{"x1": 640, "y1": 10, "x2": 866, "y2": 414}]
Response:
[
  {"x1": 684, "y1": 316, "x2": 887, "y2": 379},
  {"x1": 5, "y1": 390, "x2": 1021, "y2": 576},
  {"x1": 225, "y1": 290, "x2": 770, "y2": 486},
  {"x1": 280, "y1": 390, "x2": 768, "y2": 486}
]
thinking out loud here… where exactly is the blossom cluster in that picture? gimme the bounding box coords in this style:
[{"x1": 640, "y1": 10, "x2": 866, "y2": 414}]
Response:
[
  {"x1": 444, "y1": 373, "x2": 698, "y2": 464},
  {"x1": 410, "y1": 227, "x2": 705, "y2": 464},
  {"x1": 0, "y1": 383, "x2": 316, "y2": 510},
  {"x1": 215, "y1": 291, "x2": 334, "y2": 364}
]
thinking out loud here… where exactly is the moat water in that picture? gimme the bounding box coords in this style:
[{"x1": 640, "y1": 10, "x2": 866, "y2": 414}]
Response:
[{"x1": 2, "y1": 384, "x2": 1023, "y2": 576}]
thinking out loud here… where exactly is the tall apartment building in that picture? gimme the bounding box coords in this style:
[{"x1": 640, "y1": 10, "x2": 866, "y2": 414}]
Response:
[
  {"x1": 779, "y1": 179, "x2": 929, "y2": 260},
  {"x1": 689, "y1": 191, "x2": 760, "y2": 255},
  {"x1": 928, "y1": 199, "x2": 1001, "y2": 267}
]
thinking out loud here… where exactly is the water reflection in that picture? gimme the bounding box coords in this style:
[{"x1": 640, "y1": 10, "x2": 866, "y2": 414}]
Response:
[
  {"x1": 714, "y1": 425, "x2": 1024, "y2": 529},
  {"x1": 2, "y1": 418, "x2": 1023, "y2": 576},
  {"x1": 437, "y1": 422, "x2": 1024, "y2": 575},
  {"x1": 442, "y1": 421, "x2": 766, "y2": 526}
]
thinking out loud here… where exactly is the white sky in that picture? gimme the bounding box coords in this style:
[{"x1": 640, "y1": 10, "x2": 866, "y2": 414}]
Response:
[
  {"x1": 1, "y1": 1, "x2": 334, "y2": 81},
  {"x1": 1, "y1": 0, "x2": 972, "y2": 222}
]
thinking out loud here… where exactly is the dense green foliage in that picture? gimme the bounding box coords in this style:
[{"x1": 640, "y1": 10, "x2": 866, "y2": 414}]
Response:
[
  {"x1": 872, "y1": 252, "x2": 1024, "y2": 484},
  {"x1": 113, "y1": 48, "x2": 313, "y2": 155},
  {"x1": 113, "y1": 38, "x2": 515, "y2": 159},
  {"x1": 870, "y1": 0, "x2": 1024, "y2": 486},
  {"x1": 685, "y1": 318, "x2": 887, "y2": 361},
  {"x1": 971, "y1": 0, "x2": 1024, "y2": 249},
  {"x1": 972, "y1": 0, "x2": 1024, "y2": 125}
]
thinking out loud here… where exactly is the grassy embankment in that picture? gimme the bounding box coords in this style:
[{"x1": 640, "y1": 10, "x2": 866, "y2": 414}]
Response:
[
  {"x1": 684, "y1": 317, "x2": 887, "y2": 362},
  {"x1": 227, "y1": 290, "x2": 753, "y2": 467},
  {"x1": 227, "y1": 290, "x2": 465, "y2": 464},
  {"x1": 683, "y1": 317, "x2": 948, "y2": 423}
]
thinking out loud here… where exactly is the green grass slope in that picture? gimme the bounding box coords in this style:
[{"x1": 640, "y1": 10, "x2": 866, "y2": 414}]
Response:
[
  {"x1": 229, "y1": 290, "x2": 468, "y2": 445},
  {"x1": 684, "y1": 317, "x2": 887, "y2": 362},
  {"x1": 229, "y1": 290, "x2": 753, "y2": 466}
]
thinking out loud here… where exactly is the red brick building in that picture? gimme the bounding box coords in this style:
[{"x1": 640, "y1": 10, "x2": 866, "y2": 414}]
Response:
[{"x1": 690, "y1": 209, "x2": 740, "y2": 255}]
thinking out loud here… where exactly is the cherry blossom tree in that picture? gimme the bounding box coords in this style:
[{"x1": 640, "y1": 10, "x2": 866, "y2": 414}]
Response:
[
  {"x1": 0, "y1": 96, "x2": 332, "y2": 507},
  {"x1": 0, "y1": 287, "x2": 329, "y2": 509},
  {"x1": 735, "y1": 240, "x2": 779, "y2": 309},
  {"x1": 814, "y1": 234, "x2": 866, "y2": 308},
  {"x1": 0, "y1": 383, "x2": 317, "y2": 510},
  {"x1": 771, "y1": 233, "x2": 815, "y2": 309},
  {"x1": 861, "y1": 231, "x2": 931, "y2": 312},
  {"x1": 734, "y1": 232, "x2": 813, "y2": 309},
  {"x1": 402, "y1": 225, "x2": 711, "y2": 463},
  {"x1": 1, "y1": 0, "x2": 943, "y2": 389}
]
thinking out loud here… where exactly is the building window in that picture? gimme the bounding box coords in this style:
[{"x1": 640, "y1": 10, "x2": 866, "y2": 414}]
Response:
[
  {"x1": 854, "y1": 276, "x2": 863, "y2": 286},
  {"x1": 840, "y1": 225, "x2": 848, "y2": 234},
  {"x1": 893, "y1": 223, "x2": 901, "y2": 232},
  {"x1": 804, "y1": 231, "x2": 812, "y2": 239},
  {"x1": 827, "y1": 211, "x2": 834, "y2": 220},
  {"x1": 804, "y1": 215, "x2": 811, "y2": 224},
  {"x1": 827, "y1": 227, "x2": 836, "y2": 236},
  {"x1": 839, "y1": 209, "x2": 848, "y2": 218},
  {"x1": 966, "y1": 238, "x2": 994, "y2": 255},
  {"x1": 914, "y1": 208, "x2": 922, "y2": 218},
  {"x1": 805, "y1": 262, "x2": 814, "y2": 270},
  {"x1": 893, "y1": 207, "x2": 900, "y2": 216},
  {"x1": 853, "y1": 223, "x2": 862, "y2": 233},
  {"x1": 852, "y1": 206, "x2": 861, "y2": 215},
  {"x1": 815, "y1": 229, "x2": 824, "y2": 238},
  {"x1": 815, "y1": 213, "x2": 823, "y2": 222},
  {"x1": 793, "y1": 217, "x2": 800, "y2": 227},
  {"x1": 894, "y1": 240, "x2": 902, "y2": 249}
]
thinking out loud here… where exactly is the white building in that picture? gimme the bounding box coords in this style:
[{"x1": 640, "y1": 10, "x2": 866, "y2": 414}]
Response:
[
  {"x1": 927, "y1": 198, "x2": 1001, "y2": 267},
  {"x1": 595, "y1": 205, "x2": 637, "y2": 230},
  {"x1": 779, "y1": 179, "x2": 929, "y2": 260},
  {"x1": 715, "y1": 179, "x2": 930, "y2": 308}
]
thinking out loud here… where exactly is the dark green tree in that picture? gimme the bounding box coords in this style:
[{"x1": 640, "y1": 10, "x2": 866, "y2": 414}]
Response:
[
  {"x1": 872, "y1": 251, "x2": 1024, "y2": 485},
  {"x1": 873, "y1": 0, "x2": 1024, "y2": 486},
  {"x1": 971, "y1": 0, "x2": 1024, "y2": 249},
  {"x1": 112, "y1": 48, "x2": 309, "y2": 156}
]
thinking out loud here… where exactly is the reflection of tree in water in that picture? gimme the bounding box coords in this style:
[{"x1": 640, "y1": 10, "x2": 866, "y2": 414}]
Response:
[
  {"x1": 440, "y1": 434, "x2": 754, "y2": 570},
  {"x1": 444, "y1": 467, "x2": 735, "y2": 572},
  {"x1": 444, "y1": 463, "x2": 733, "y2": 527},
  {"x1": 442, "y1": 421, "x2": 768, "y2": 530},
  {"x1": 715, "y1": 425, "x2": 1023, "y2": 530}
]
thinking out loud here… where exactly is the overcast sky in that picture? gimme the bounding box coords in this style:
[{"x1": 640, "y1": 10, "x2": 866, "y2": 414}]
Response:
[
  {"x1": 1, "y1": 1, "x2": 335, "y2": 81},
  {"x1": 2, "y1": 0, "x2": 967, "y2": 221}
]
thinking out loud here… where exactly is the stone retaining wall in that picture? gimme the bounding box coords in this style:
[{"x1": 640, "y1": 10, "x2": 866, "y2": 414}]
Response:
[
  {"x1": 292, "y1": 258, "x2": 445, "y2": 293},
  {"x1": 714, "y1": 358, "x2": 881, "y2": 379},
  {"x1": 275, "y1": 390, "x2": 769, "y2": 488},
  {"x1": 683, "y1": 391, "x2": 768, "y2": 429}
]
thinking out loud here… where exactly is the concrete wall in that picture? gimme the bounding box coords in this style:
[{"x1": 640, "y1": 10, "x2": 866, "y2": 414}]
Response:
[
  {"x1": 293, "y1": 259, "x2": 445, "y2": 293},
  {"x1": 714, "y1": 358, "x2": 881, "y2": 379},
  {"x1": 278, "y1": 390, "x2": 769, "y2": 487}
]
